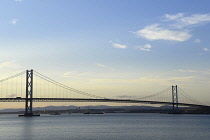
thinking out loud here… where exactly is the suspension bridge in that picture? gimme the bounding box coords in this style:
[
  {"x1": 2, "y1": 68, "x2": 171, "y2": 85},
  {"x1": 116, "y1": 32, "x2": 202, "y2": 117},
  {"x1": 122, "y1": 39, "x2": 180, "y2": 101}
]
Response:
[{"x1": 0, "y1": 69, "x2": 209, "y2": 116}]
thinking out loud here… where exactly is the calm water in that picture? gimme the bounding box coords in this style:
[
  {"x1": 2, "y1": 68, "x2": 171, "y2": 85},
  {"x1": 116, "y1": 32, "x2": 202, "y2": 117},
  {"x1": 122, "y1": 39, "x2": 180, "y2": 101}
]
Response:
[{"x1": 0, "y1": 113, "x2": 210, "y2": 140}]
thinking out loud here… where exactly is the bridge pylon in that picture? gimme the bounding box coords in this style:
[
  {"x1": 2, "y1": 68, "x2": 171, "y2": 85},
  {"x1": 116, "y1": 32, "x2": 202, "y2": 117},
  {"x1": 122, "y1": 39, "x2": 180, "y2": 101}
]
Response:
[
  {"x1": 172, "y1": 85, "x2": 179, "y2": 113},
  {"x1": 19, "y1": 69, "x2": 39, "y2": 117}
]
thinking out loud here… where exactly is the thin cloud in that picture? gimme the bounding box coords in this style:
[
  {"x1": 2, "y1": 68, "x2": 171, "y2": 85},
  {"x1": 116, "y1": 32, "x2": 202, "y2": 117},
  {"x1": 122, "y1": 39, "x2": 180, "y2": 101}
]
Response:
[
  {"x1": 112, "y1": 43, "x2": 127, "y2": 49},
  {"x1": 96, "y1": 63, "x2": 114, "y2": 71},
  {"x1": 194, "y1": 39, "x2": 201, "y2": 43},
  {"x1": 203, "y1": 48, "x2": 209, "y2": 52},
  {"x1": 63, "y1": 72, "x2": 80, "y2": 79},
  {"x1": 10, "y1": 19, "x2": 18, "y2": 24},
  {"x1": 138, "y1": 44, "x2": 152, "y2": 51},
  {"x1": 164, "y1": 13, "x2": 210, "y2": 28},
  {"x1": 134, "y1": 24, "x2": 191, "y2": 41},
  {"x1": 179, "y1": 14, "x2": 210, "y2": 26},
  {"x1": 0, "y1": 61, "x2": 17, "y2": 68},
  {"x1": 175, "y1": 70, "x2": 198, "y2": 73},
  {"x1": 90, "y1": 76, "x2": 195, "y2": 86},
  {"x1": 175, "y1": 69, "x2": 210, "y2": 75},
  {"x1": 164, "y1": 13, "x2": 184, "y2": 20},
  {"x1": 63, "y1": 71, "x2": 92, "y2": 79}
]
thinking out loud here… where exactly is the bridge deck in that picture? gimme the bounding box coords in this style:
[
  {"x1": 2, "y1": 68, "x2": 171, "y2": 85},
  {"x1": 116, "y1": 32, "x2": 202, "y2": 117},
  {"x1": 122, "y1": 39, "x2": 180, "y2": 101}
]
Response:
[{"x1": 0, "y1": 98, "x2": 208, "y2": 108}]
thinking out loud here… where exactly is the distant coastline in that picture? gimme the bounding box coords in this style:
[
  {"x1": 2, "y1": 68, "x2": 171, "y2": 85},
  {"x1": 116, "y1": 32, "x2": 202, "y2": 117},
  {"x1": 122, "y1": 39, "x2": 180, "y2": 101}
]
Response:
[{"x1": 0, "y1": 105, "x2": 210, "y2": 114}]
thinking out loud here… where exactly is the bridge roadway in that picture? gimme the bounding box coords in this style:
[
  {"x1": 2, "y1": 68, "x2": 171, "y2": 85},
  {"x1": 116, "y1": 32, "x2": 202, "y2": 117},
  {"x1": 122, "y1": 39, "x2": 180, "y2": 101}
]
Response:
[{"x1": 0, "y1": 98, "x2": 209, "y2": 108}]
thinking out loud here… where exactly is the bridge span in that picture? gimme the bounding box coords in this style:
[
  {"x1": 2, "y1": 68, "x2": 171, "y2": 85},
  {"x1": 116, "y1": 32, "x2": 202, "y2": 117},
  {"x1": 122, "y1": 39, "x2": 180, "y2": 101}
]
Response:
[
  {"x1": 0, "y1": 98, "x2": 209, "y2": 108},
  {"x1": 0, "y1": 69, "x2": 209, "y2": 116}
]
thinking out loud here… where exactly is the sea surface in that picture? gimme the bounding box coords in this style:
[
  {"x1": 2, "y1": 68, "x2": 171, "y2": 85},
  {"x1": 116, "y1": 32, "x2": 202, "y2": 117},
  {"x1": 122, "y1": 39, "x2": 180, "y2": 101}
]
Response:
[{"x1": 0, "y1": 113, "x2": 210, "y2": 140}]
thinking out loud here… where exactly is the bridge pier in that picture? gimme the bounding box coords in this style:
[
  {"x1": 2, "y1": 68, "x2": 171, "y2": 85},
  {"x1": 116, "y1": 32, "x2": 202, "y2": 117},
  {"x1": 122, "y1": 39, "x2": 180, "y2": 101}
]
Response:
[{"x1": 19, "y1": 69, "x2": 40, "y2": 117}]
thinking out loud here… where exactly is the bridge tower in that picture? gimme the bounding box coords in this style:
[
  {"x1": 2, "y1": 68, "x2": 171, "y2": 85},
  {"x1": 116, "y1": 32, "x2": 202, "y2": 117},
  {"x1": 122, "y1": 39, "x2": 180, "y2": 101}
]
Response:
[
  {"x1": 172, "y1": 85, "x2": 179, "y2": 112},
  {"x1": 25, "y1": 69, "x2": 33, "y2": 116},
  {"x1": 19, "y1": 69, "x2": 39, "y2": 117}
]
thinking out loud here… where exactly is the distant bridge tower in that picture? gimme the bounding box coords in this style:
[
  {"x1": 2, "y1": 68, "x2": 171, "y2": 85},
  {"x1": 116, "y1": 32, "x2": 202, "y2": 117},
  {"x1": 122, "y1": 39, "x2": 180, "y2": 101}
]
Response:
[
  {"x1": 172, "y1": 85, "x2": 179, "y2": 112},
  {"x1": 19, "y1": 69, "x2": 39, "y2": 117}
]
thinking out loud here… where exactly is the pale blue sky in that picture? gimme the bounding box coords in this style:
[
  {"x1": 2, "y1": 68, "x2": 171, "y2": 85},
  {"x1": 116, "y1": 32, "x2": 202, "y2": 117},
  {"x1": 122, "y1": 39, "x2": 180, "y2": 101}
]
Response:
[{"x1": 0, "y1": 0, "x2": 210, "y2": 105}]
